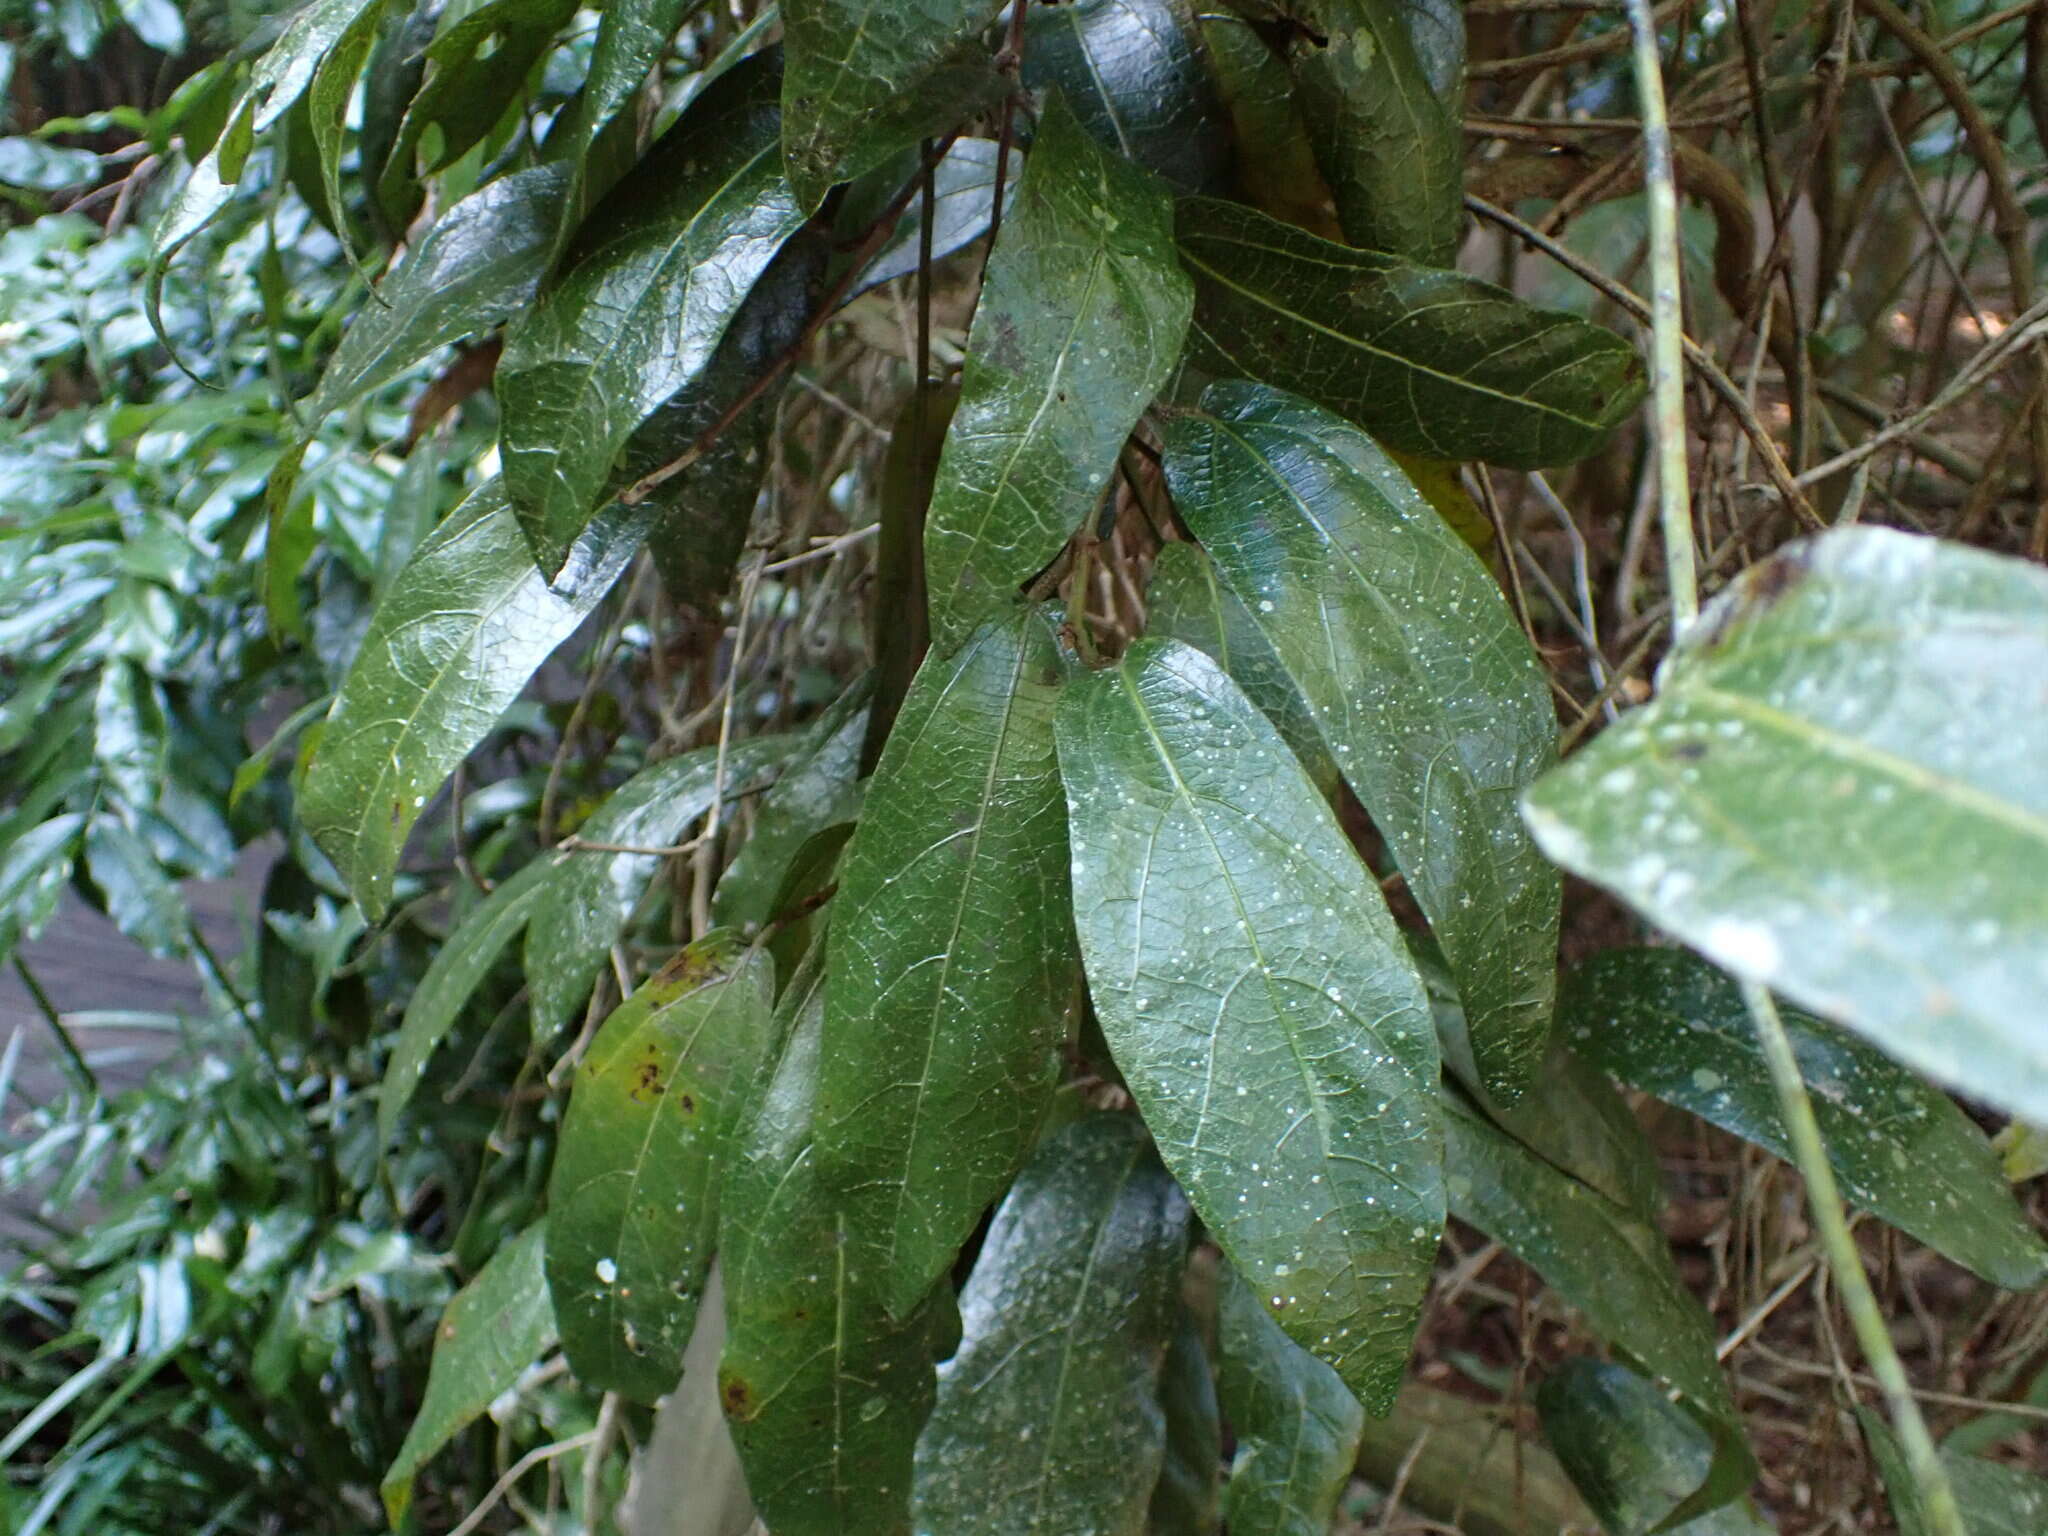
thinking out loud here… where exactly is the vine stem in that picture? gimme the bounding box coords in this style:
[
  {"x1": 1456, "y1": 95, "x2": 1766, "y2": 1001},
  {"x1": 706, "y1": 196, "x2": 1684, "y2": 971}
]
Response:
[
  {"x1": 1623, "y1": 0, "x2": 1699, "y2": 637},
  {"x1": 1737, "y1": 981, "x2": 1965, "y2": 1536}
]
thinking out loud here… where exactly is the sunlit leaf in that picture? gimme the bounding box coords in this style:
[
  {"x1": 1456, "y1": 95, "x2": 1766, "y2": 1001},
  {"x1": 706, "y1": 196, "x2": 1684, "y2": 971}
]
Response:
[
  {"x1": 924, "y1": 96, "x2": 1192, "y2": 643},
  {"x1": 1059, "y1": 637, "x2": 1441, "y2": 1413},
  {"x1": 1165, "y1": 382, "x2": 1559, "y2": 1098},
  {"x1": 1524, "y1": 528, "x2": 2048, "y2": 1126}
]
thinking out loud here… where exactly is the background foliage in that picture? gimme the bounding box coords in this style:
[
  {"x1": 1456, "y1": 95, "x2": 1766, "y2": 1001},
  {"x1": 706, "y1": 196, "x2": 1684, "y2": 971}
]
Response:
[{"x1": 3, "y1": 0, "x2": 2047, "y2": 1532}]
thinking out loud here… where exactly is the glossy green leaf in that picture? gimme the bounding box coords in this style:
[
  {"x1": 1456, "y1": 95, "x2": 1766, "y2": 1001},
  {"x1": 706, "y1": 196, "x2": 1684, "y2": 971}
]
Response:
[
  {"x1": 499, "y1": 55, "x2": 804, "y2": 574},
  {"x1": 0, "y1": 814, "x2": 86, "y2": 967},
  {"x1": 1562, "y1": 947, "x2": 2048, "y2": 1289},
  {"x1": 626, "y1": 228, "x2": 828, "y2": 616},
  {"x1": 719, "y1": 972, "x2": 952, "y2": 1536},
  {"x1": 778, "y1": 0, "x2": 1004, "y2": 210},
  {"x1": 1522, "y1": 528, "x2": 2048, "y2": 1126},
  {"x1": 546, "y1": 941, "x2": 775, "y2": 1402},
  {"x1": 852, "y1": 139, "x2": 1021, "y2": 298},
  {"x1": 304, "y1": 0, "x2": 386, "y2": 256},
  {"x1": 712, "y1": 680, "x2": 870, "y2": 933},
  {"x1": 93, "y1": 659, "x2": 164, "y2": 813},
  {"x1": 1442, "y1": 1090, "x2": 1752, "y2": 1523},
  {"x1": 83, "y1": 814, "x2": 185, "y2": 957},
  {"x1": 911, "y1": 1114, "x2": 1192, "y2": 1534},
  {"x1": 1022, "y1": 0, "x2": 1230, "y2": 195},
  {"x1": 388, "y1": 0, "x2": 576, "y2": 180},
  {"x1": 1284, "y1": 0, "x2": 1461, "y2": 264},
  {"x1": 1538, "y1": 1360, "x2": 1772, "y2": 1536},
  {"x1": 523, "y1": 732, "x2": 797, "y2": 1038},
  {"x1": 379, "y1": 857, "x2": 550, "y2": 1143},
  {"x1": 924, "y1": 96, "x2": 1193, "y2": 643},
  {"x1": 816, "y1": 611, "x2": 1074, "y2": 1315},
  {"x1": 540, "y1": 0, "x2": 703, "y2": 238},
  {"x1": 244, "y1": 0, "x2": 386, "y2": 135},
  {"x1": 1165, "y1": 381, "x2": 1559, "y2": 1098},
  {"x1": 381, "y1": 1222, "x2": 558, "y2": 1525},
  {"x1": 1177, "y1": 197, "x2": 1646, "y2": 470},
  {"x1": 1861, "y1": 1408, "x2": 2048, "y2": 1536},
  {"x1": 144, "y1": 144, "x2": 238, "y2": 364},
  {"x1": 0, "y1": 137, "x2": 100, "y2": 189},
  {"x1": 1400, "y1": 0, "x2": 1464, "y2": 100},
  {"x1": 301, "y1": 479, "x2": 644, "y2": 919},
  {"x1": 1148, "y1": 1305, "x2": 1223, "y2": 1534},
  {"x1": 307, "y1": 165, "x2": 569, "y2": 425},
  {"x1": 1058, "y1": 637, "x2": 1441, "y2": 1413},
  {"x1": 1214, "y1": 1260, "x2": 1363, "y2": 1536},
  {"x1": 1143, "y1": 540, "x2": 1338, "y2": 799}
]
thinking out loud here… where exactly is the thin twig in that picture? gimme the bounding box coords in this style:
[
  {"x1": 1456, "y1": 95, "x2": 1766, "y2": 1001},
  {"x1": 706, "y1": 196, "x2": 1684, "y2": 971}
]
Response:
[
  {"x1": 1738, "y1": 982, "x2": 1965, "y2": 1536},
  {"x1": 447, "y1": 1428, "x2": 601, "y2": 1536},
  {"x1": 1625, "y1": 0, "x2": 1699, "y2": 635}
]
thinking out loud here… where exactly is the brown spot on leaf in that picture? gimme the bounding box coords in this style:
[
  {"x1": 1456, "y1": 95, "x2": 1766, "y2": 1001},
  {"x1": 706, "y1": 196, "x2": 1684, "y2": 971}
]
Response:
[{"x1": 720, "y1": 1372, "x2": 755, "y2": 1419}]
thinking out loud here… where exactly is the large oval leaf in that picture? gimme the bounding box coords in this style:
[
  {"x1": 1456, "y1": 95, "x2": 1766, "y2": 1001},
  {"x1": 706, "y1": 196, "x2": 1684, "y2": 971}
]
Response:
[
  {"x1": 1538, "y1": 1360, "x2": 1773, "y2": 1536},
  {"x1": 1058, "y1": 637, "x2": 1442, "y2": 1413},
  {"x1": 380, "y1": 1222, "x2": 557, "y2": 1526},
  {"x1": 910, "y1": 1113, "x2": 1192, "y2": 1534},
  {"x1": 1021, "y1": 0, "x2": 1231, "y2": 195},
  {"x1": 523, "y1": 732, "x2": 797, "y2": 1038},
  {"x1": 1562, "y1": 947, "x2": 2048, "y2": 1289},
  {"x1": 301, "y1": 478, "x2": 644, "y2": 919},
  {"x1": 546, "y1": 941, "x2": 775, "y2": 1401},
  {"x1": 308, "y1": 164, "x2": 569, "y2": 425},
  {"x1": 1177, "y1": 197, "x2": 1645, "y2": 469},
  {"x1": 719, "y1": 972, "x2": 953, "y2": 1536},
  {"x1": 499, "y1": 53, "x2": 804, "y2": 574},
  {"x1": 1215, "y1": 1260, "x2": 1364, "y2": 1536},
  {"x1": 816, "y1": 612, "x2": 1074, "y2": 1316},
  {"x1": 1523, "y1": 528, "x2": 2048, "y2": 1126},
  {"x1": 1165, "y1": 381, "x2": 1560, "y2": 1099},
  {"x1": 924, "y1": 95, "x2": 1193, "y2": 643},
  {"x1": 1284, "y1": 0, "x2": 1461, "y2": 263},
  {"x1": 778, "y1": 0, "x2": 1005, "y2": 209}
]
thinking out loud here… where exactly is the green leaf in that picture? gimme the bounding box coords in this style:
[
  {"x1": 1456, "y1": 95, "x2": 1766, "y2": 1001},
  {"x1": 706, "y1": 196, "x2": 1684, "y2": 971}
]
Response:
[
  {"x1": 0, "y1": 137, "x2": 100, "y2": 189},
  {"x1": 1522, "y1": 528, "x2": 2048, "y2": 1126},
  {"x1": 1561, "y1": 947, "x2": 2048, "y2": 1289},
  {"x1": 83, "y1": 814, "x2": 186, "y2": 957},
  {"x1": 498, "y1": 53, "x2": 804, "y2": 573},
  {"x1": 304, "y1": 0, "x2": 387, "y2": 257},
  {"x1": 911, "y1": 1114, "x2": 1192, "y2": 1534},
  {"x1": 379, "y1": 857, "x2": 550, "y2": 1143},
  {"x1": 1164, "y1": 382, "x2": 1559, "y2": 1098},
  {"x1": 1538, "y1": 1360, "x2": 1772, "y2": 1536},
  {"x1": 719, "y1": 971, "x2": 952, "y2": 1536},
  {"x1": 539, "y1": 0, "x2": 703, "y2": 237},
  {"x1": 1195, "y1": 17, "x2": 1337, "y2": 237},
  {"x1": 0, "y1": 814, "x2": 85, "y2": 968},
  {"x1": 385, "y1": 0, "x2": 577, "y2": 182},
  {"x1": 307, "y1": 164, "x2": 569, "y2": 425},
  {"x1": 816, "y1": 611, "x2": 1074, "y2": 1316},
  {"x1": 243, "y1": 0, "x2": 386, "y2": 136},
  {"x1": 1399, "y1": 0, "x2": 1464, "y2": 100},
  {"x1": 381, "y1": 1222, "x2": 558, "y2": 1526},
  {"x1": 522, "y1": 732, "x2": 796, "y2": 1038},
  {"x1": 1058, "y1": 637, "x2": 1442, "y2": 1413},
  {"x1": 546, "y1": 940, "x2": 775, "y2": 1402},
  {"x1": 1283, "y1": 0, "x2": 1461, "y2": 264},
  {"x1": 1148, "y1": 1305, "x2": 1223, "y2": 1533},
  {"x1": 1142, "y1": 540, "x2": 1338, "y2": 800},
  {"x1": 851, "y1": 138, "x2": 1020, "y2": 298},
  {"x1": 1214, "y1": 1260, "x2": 1363, "y2": 1536},
  {"x1": 1861, "y1": 1408, "x2": 2048, "y2": 1536},
  {"x1": 626, "y1": 228, "x2": 828, "y2": 616},
  {"x1": 1021, "y1": 0, "x2": 1230, "y2": 195},
  {"x1": 1441, "y1": 1090, "x2": 1752, "y2": 1523},
  {"x1": 301, "y1": 478, "x2": 644, "y2": 919},
  {"x1": 1176, "y1": 197, "x2": 1646, "y2": 470},
  {"x1": 712, "y1": 680, "x2": 870, "y2": 933},
  {"x1": 93, "y1": 659, "x2": 165, "y2": 813},
  {"x1": 924, "y1": 96, "x2": 1192, "y2": 643},
  {"x1": 778, "y1": 0, "x2": 1005, "y2": 210}
]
